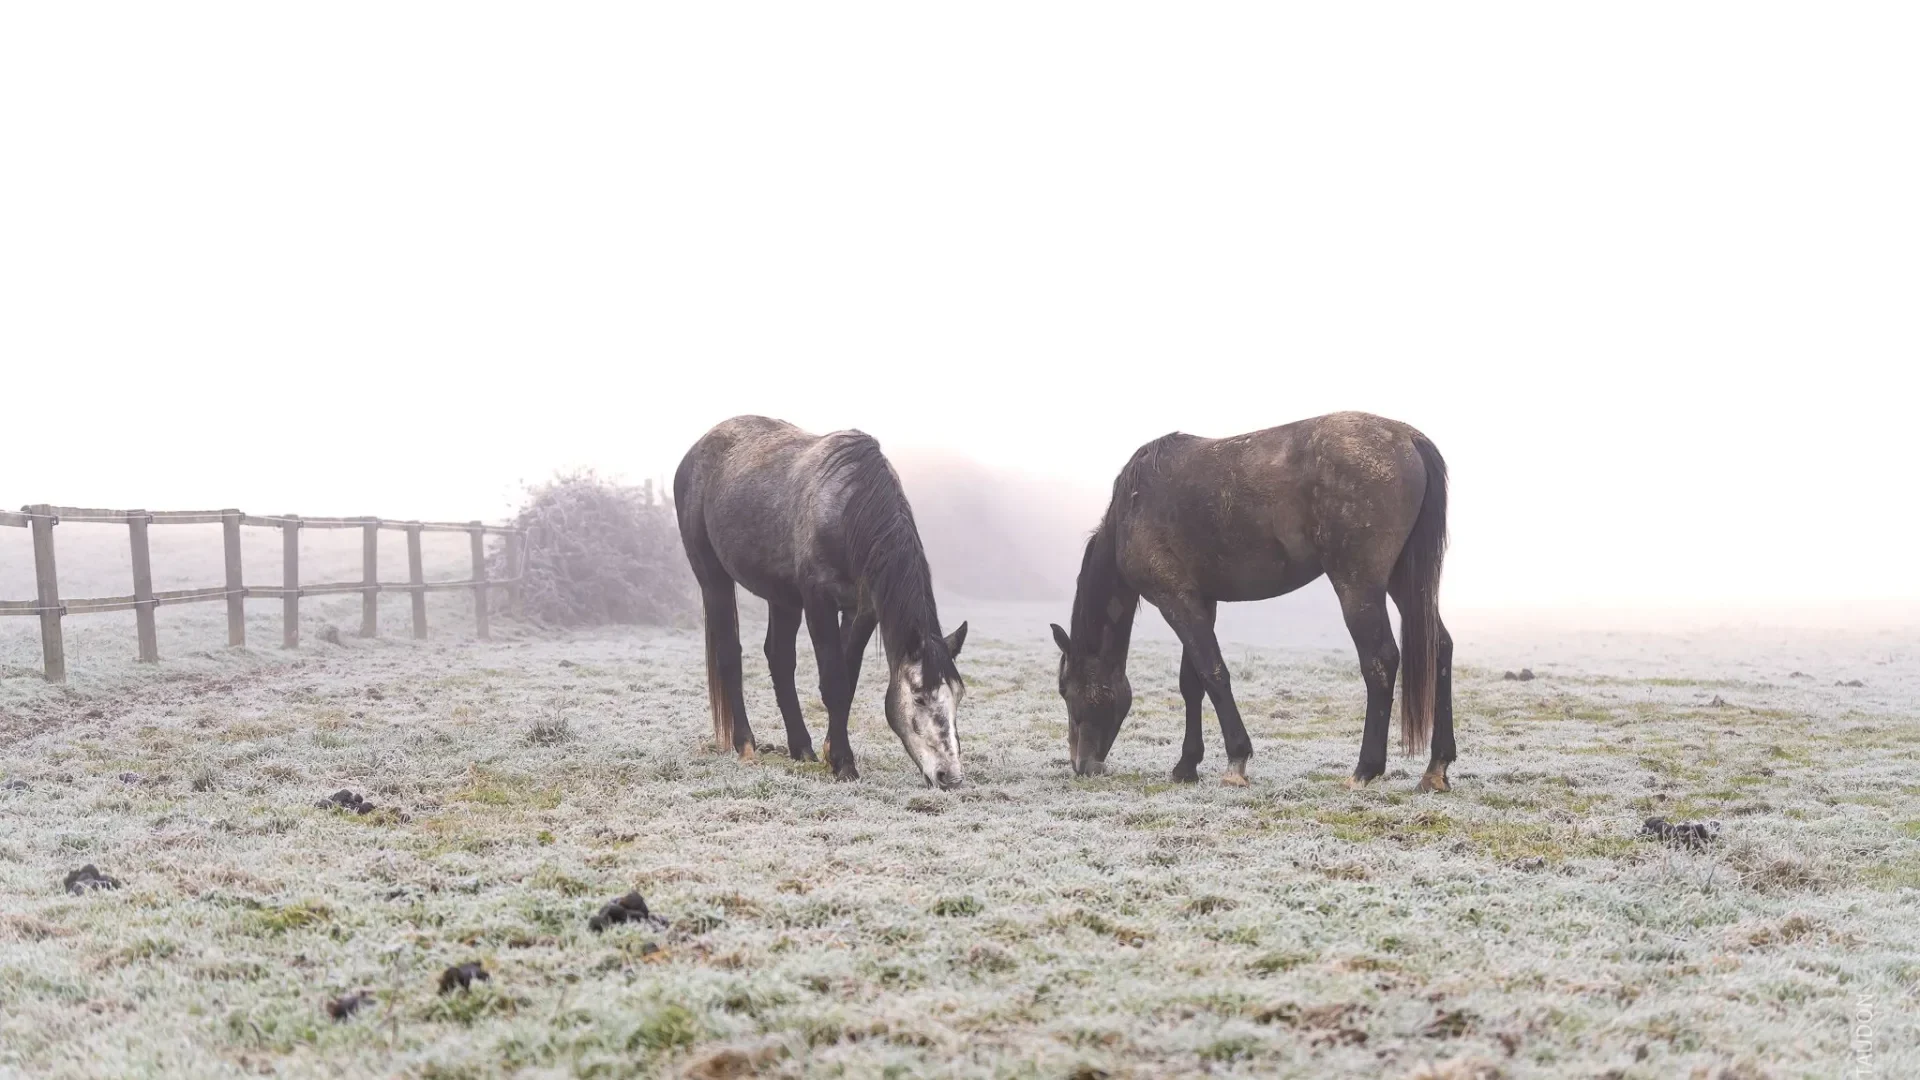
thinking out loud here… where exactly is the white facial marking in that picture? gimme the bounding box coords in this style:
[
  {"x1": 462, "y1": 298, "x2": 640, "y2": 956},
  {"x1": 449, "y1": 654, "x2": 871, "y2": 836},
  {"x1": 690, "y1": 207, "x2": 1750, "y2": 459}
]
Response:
[
  {"x1": 892, "y1": 662, "x2": 962, "y2": 786},
  {"x1": 927, "y1": 681, "x2": 959, "y2": 761}
]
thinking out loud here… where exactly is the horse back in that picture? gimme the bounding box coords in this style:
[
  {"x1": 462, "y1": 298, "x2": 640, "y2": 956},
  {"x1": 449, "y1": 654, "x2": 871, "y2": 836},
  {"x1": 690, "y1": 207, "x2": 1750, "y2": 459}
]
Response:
[
  {"x1": 1113, "y1": 412, "x2": 1431, "y2": 601},
  {"x1": 676, "y1": 416, "x2": 873, "y2": 606}
]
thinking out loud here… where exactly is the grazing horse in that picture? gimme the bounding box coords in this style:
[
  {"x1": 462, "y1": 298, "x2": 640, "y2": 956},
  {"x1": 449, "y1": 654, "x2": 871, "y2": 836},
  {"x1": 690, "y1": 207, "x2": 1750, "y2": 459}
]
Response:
[
  {"x1": 1050, "y1": 412, "x2": 1453, "y2": 791},
  {"x1": 675, "y1": 416, "x2": 969, "y2": 788}
]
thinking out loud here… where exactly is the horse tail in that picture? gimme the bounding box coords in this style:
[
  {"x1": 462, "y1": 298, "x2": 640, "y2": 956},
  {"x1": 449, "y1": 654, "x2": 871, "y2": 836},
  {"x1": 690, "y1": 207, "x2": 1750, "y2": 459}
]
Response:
[
  {"x1": 672, "y1": 452, "x2": 694, "y2": 520},
  {"x1": 674, "y1": 439, "x2": 738, "y2": 750},
  {"x1": 1394, "y1": 433, "x2": 1449, "y2": 755}
]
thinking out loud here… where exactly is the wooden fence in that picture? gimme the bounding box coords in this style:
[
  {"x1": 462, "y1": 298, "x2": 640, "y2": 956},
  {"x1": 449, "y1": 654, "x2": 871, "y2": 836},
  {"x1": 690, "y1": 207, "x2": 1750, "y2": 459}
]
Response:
[{"x1": 1, "y1": 505, "x2": 526, "y2": 683}]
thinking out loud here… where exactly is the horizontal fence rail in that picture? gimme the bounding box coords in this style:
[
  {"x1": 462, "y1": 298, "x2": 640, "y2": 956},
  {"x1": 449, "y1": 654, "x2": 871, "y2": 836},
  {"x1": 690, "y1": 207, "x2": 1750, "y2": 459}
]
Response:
[{"x1": 2, "y1": 505, "x2": 528, "y2": 682}]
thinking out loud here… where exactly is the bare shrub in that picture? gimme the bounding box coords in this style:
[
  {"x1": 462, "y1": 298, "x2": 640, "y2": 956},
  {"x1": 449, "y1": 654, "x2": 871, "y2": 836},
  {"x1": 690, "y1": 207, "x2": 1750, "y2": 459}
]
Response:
[{"x1": 494, "y1": 471, "x2": 695, "y2": 628}]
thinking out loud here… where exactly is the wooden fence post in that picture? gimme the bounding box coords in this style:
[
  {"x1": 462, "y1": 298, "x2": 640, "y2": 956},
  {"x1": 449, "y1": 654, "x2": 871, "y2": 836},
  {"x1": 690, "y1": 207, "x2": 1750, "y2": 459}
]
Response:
[
  {"x1": 360, "y1": 519, "x2": 380, "y2": 638},
  {"x1": 223, "y1": 510, "x2": 245, "y2": 647},
  {"x1": 28, "y1": 505, "x2": 65, "y2": 683},
  {"x1": 504, "y1": 530, "x2": 524, "y2": 618},
  {"x1": 129, "y1": 510, "x2": 158, "y2": 663},
  {"x1": 469, "y1": 522, "x2": 490, "y2": 640},
  {"x1": 407, "y1": 524, "x2": 426, "y2": 639},
  {"x1": 282, "y1": 516, "x2": 300, "y2": 649}
]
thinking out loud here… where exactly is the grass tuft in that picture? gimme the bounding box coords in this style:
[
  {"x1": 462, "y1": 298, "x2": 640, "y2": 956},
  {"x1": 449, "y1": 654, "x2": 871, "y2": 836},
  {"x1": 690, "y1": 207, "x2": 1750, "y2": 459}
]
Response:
[{"x1": 932, "y1": 895, "x2": 984, "y2": 917}]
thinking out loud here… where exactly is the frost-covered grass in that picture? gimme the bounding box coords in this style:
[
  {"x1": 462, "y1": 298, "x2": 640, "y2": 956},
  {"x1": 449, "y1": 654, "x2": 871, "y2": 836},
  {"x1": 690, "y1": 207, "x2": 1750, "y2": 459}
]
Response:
[{"x1": 2, "y1": 598, "x2": 1918, "y2": 1078}]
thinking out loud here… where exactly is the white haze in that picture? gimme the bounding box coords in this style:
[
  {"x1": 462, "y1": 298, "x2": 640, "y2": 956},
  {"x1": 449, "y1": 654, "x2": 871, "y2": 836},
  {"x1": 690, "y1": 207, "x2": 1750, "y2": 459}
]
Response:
[{"x1": 3, "y1": 4, "x2": 1916, "y2": 627}]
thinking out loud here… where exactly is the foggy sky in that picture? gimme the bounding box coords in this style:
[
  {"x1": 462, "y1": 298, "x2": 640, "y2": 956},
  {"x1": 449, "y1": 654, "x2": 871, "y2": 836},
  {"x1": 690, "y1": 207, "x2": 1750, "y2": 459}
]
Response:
[{"x1": 5, "y1": 5, "x2": 1916, "y2": 621}]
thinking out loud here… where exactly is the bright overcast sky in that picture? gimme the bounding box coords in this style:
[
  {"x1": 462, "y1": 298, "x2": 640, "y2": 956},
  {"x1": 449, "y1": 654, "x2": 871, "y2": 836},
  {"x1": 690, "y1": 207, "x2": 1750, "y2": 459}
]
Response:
[{"x1": 3, "y1": 4, "x2": 1915, "y2": 617}]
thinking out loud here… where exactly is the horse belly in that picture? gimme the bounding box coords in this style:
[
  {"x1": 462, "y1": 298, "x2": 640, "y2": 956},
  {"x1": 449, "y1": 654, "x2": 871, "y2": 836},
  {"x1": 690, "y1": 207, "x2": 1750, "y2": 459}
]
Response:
[
  {"x1": 1191, "y1": 502, "x2": 1322, "y2": 602},
  {"x1": 1205, "y1": 551, "x2": 1323, "y2": 603},
  {"x1": 727, "y1": 565, "x2": 805, "y2": 609},
  {"x1": 703, "y1": 487, "x2": 805, "y2": 608}
]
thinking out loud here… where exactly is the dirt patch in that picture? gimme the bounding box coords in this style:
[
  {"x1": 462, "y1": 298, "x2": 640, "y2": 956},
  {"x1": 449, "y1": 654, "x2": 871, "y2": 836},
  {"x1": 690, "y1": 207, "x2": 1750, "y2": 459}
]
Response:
[
  {"x1": 1253, "y1": 1001, "x2": 1370, "y2": 1046},
  {"x1": 681, "y1": 1041, "x2": 787, "y2": 1079}
]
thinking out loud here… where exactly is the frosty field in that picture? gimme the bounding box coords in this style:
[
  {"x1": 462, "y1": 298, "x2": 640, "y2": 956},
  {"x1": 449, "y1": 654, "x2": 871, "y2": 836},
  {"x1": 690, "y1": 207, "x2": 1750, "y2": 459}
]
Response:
[{"x1": 2, "y1": 562, "x2": 1917, "y2": 1077}]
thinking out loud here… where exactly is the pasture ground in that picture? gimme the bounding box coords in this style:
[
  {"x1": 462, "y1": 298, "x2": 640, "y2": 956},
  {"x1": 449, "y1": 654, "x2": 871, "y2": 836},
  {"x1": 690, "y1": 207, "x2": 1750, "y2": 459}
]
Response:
[{"x1": 2, "y1": 557, "x2": 1917, "y2": 1077}]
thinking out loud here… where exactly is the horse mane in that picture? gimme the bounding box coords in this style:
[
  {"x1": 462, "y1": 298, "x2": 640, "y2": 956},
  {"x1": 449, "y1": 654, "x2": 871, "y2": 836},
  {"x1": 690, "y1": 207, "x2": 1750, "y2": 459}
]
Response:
[
  {"x1": 819, "y1": 432, "x2": 958, "y2": 683},
  {"x1": 1105, "y1": 432, "x2": 1184, "y2": 522},
  {"x1": 1067, "y1": 526, "x2": 1121, "y2": 649},
  {"x1": 1067, "y1": 435, "x2": 1179, "y2": 651}
]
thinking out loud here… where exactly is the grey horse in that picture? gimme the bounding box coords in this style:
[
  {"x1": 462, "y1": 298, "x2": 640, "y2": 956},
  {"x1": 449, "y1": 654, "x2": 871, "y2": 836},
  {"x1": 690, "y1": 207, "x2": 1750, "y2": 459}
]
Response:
[{"x1": 675, "y1": 416, "x2": 968, "y2": 788}]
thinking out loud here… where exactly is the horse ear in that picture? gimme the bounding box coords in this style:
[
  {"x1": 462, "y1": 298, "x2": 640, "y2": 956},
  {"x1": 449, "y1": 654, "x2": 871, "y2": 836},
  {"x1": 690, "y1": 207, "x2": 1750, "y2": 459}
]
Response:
[
  {"x1": 1050, "y1": 623, "x2": 1071, "y2": 653},
  {"x1": 944, "y1": 621, "x2": 968, "y2": 658}
]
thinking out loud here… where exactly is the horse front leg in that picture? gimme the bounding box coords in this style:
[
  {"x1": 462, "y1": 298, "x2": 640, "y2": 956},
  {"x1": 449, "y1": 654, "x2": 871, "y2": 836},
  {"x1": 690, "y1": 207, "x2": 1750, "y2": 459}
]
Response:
[
  {"x1": 1334, "y1": 578, "x2": 1399, "y2": 788},
  {"x1": 1158, "y1": 596, "x2": 1252, "y2": 787},
  {"x1": 765, "y1": 603, "x2": 815, "y2": 762},
  {"x1": 840, "y1": 608, "x2": 877, "y2": 700},
  {"x1": 804, "y1": 598, "x2": 858, "y2": 781}
]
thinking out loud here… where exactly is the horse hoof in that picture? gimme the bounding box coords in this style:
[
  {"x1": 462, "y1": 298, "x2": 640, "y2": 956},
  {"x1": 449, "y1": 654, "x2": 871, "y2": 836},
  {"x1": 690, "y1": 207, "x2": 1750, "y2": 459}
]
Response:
[
  {"x1": 832, "y1": 763, "x2": 859, "y2": 782},
  {"x1": 793, "y1": 747, "x2": 818, "y2": 763},
  {"x1": 738, "y1": 744, "x2": 757, "y2": 763},
  {"x1": 1170, "y1": 764, "x2": 1199, "y2": 783},
  {"x1": 1417, "y1": 770, "x2": 1451, "y2": 793},
  {"x1": 1345, "y1": 775, "x2": 1376, "y2": 791}
]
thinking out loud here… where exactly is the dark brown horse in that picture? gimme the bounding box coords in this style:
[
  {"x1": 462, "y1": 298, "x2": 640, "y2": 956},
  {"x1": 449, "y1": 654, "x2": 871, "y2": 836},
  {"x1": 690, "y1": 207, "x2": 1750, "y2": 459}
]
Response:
[
  {"x1": 1050, "y1": 412, "x2": 1453, "y2": 791},
  {"x1": 675, "y1": 416, "x2": 968, "y2": 788}
]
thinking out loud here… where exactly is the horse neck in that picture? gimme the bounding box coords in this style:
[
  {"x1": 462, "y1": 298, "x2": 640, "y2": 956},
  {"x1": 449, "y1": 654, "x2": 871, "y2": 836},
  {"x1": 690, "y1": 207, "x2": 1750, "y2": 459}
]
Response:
[
  {"x1": 827, "y1": 449, "x2": 943, "y2": 666},
  {"x1": 1072, "y1": 519, "x2": 1139, "y2": 669},
  {"x1": 875, "y1": 585, "x2": 940, "y2": 670},
  {"x1": 859, "y1": 531, "x2": 942, "y2": 665}
]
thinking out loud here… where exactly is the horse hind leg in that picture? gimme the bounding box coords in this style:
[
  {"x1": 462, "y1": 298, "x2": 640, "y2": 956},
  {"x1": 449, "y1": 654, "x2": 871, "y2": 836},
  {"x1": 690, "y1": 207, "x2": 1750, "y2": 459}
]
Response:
[
  {"x1": 1418, "y1": 612, "x2": 1456, "y2": 792},
  {"x1": 1332, "y1": 576, "x2": 1399, "y2": 789},
  {"x1": 1416, "y1": 618, "x2": 1455, "y2": 793},
  {"x1": 1388, "y1": 577, "x2": 1454, "y2": 793},
  {"x1": 1171, "y1": 645, "x2": 1206, "y2": 783}
]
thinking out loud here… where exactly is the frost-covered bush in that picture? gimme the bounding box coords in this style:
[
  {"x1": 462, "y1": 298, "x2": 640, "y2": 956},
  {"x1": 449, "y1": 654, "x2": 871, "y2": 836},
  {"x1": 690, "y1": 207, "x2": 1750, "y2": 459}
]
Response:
[{"x1": 495, "y1": 471, "x2": 695, "y2": 627}]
